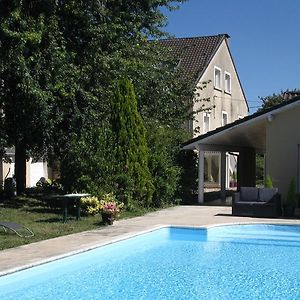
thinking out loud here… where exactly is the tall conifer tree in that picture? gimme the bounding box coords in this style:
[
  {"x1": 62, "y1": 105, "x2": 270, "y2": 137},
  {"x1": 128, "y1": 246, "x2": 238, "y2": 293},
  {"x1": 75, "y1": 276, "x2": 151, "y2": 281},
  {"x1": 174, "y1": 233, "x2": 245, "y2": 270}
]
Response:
[{"x1": 112, "y1": 78, "x2": 154, "y2": 207}]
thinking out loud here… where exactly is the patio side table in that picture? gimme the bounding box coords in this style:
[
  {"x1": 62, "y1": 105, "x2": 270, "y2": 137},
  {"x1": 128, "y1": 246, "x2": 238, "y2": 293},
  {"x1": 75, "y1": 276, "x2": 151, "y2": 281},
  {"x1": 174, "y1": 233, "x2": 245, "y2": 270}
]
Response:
[{"x1": 62, "y1": 193, "x2": 90, "y2": 223}]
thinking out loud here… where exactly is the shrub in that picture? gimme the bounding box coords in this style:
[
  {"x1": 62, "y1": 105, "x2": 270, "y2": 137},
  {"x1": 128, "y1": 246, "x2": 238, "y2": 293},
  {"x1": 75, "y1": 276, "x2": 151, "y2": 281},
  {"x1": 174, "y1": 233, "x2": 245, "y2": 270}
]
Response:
[
  {"x1": 81, "y1": 193, "x2": 124, "y2": 216},
  {"x1": 80, "y1": 196, "x2": 101, "y2": 215},
  {"x1": 286, "y1": 178, "x2": 296, "y2": 206},
  {"x1": 35, "y1": 177, "x2": 63, "y2": 194},
  {"x1": 60, "y1": 127, "x2": 116, "y2": 195},
  {"x1": 265, "y1": 175, "x2": 273, "y2": 188},
  {"x1": 176, "y1": 149, "x2": 198, "y2": 204},
  {"x1": 147, "y1": 125, "x2": 190, "y2": 207}
]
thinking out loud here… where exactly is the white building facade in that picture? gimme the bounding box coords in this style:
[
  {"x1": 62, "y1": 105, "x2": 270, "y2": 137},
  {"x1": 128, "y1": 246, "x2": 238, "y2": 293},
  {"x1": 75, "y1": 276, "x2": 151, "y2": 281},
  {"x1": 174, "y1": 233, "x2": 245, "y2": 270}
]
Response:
[{"x1": 161, "y1": 34, "x2": 248, "y2": 200}]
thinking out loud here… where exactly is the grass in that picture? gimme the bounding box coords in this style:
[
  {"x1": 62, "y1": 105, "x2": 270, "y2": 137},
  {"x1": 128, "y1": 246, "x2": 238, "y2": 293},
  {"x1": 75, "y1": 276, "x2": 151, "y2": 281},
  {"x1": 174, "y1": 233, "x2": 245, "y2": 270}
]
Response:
[{"x1": 0, "y1": 196, "x2": 153, "y2": 251}]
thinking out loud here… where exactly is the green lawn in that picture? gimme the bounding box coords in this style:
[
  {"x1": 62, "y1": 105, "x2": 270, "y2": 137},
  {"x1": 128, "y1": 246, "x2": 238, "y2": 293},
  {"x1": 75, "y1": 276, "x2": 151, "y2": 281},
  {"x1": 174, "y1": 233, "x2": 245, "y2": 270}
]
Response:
[{"x1": 0, "y1": 196, "x2": 151, "y2": 251}]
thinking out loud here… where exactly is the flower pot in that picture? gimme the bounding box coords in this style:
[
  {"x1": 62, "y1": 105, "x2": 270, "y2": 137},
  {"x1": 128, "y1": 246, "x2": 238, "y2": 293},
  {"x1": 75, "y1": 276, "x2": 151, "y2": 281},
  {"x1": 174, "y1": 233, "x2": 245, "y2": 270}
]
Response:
[{"x1": 101, "y1": 212, "x2": 114, "y2": 225}]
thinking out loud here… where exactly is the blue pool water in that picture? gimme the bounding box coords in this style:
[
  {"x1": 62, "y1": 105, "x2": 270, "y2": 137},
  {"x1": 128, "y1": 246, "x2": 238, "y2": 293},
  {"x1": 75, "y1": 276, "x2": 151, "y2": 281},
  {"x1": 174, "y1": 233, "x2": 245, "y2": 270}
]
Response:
[{"x1": 1, "y1": 224, "x2": 300, "y2": 299}]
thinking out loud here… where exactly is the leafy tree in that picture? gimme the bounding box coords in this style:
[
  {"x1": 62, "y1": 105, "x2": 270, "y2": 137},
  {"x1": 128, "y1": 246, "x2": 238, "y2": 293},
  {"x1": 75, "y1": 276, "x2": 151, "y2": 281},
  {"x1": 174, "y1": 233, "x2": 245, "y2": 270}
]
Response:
[
  {"x1": 259, "y1": 89, "x2": 300, "y2": 110},
  {"x1": 0, "y1": 2, "x2": 71, "y2": 194},
  {"x1": 146, "y1": 124, "x2": 198, "y2": 207},
  {"x1": 123, "y1": 41, "x2": 194, "y2": 127},
  {"x1": 259, "y1": 92, "x2": 285, "y2": 110},
  {"x1": 51, "y1": 0, "x2": 191, "y2": 192},
  {"x1": 256, "y1": 154, "x2": 264, "y2": 186},
  {"x1": 55, "y1": 0, "x2": 193, "y2": 203},
  {"x1": 177, "y1": 149, "x2": 198, "y2": 203},
  {"x1": 147, "y1": 125, "x2": 181, "y2": 207},
  {"x1": 0, "y1": 0, "x2": 193, "y2": 206},
  {"x1": 0, "y1": 106, "x2": 6, "y2": 158},
  {"x1": 60, "y1": 127, "x2": 115, "y2": 194},
  {"x1": 111, "y1": 79, "x2": 154, "y2": 207}
]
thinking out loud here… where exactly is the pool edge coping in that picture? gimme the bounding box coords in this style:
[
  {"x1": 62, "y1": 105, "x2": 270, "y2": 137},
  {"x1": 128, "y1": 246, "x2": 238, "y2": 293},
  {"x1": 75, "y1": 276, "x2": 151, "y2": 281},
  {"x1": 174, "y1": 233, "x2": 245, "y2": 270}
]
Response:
[{"x1": 0, "y1": 221, "x2": 298, "y2": 277}]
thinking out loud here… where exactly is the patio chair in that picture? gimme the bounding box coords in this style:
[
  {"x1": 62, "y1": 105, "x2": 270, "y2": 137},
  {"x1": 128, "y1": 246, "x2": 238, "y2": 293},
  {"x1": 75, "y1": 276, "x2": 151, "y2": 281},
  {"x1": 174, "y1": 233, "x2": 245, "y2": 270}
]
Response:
[{"x1": 0, "y1": 221, "x2": 34, "y2": 238}]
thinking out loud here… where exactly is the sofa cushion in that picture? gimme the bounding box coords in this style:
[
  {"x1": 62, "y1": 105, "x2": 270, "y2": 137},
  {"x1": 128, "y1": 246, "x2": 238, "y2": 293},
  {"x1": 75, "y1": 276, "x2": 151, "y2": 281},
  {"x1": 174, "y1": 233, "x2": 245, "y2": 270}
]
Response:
[
  {"x1": 240, "y1": 187, "x2": 259, "y2": 202},
  {"x1": 258, "y1": 188, "x2": 278, "y2": 202}
]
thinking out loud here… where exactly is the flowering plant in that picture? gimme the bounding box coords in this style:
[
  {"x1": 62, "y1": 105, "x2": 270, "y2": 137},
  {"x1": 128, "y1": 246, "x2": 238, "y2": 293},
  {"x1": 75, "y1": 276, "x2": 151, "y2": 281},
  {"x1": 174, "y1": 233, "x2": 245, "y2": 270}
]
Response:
[
  {"x1": 80, "y1": 193, "x2": 124, "y2": 216},
  {"x1": 99, "y1": 193, "x2": 124, "y2": 216},
  {"x1": 80, "y1": 196, "x2": 101, "y2": 215}
]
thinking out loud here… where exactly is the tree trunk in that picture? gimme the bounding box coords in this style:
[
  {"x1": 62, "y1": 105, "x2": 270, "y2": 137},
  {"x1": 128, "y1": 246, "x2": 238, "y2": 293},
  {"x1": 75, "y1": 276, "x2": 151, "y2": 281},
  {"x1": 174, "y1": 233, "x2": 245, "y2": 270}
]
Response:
[{"x1": 15, "y1": 143, "x2": 26, "y2": 195}]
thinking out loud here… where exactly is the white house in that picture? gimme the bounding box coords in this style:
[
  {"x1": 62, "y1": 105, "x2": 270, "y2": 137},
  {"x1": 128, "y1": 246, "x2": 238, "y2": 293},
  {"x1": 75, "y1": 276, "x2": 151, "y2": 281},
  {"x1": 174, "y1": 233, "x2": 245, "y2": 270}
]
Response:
[{"x1": 160, "y1": 34, "x2": 248, "y2": 196}]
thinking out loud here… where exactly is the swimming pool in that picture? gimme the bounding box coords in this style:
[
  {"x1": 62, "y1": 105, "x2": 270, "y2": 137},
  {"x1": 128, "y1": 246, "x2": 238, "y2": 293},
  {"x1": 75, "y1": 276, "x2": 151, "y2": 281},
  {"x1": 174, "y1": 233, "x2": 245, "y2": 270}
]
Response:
[{"x1": 1, "y1": 224, "x2": 300, "y2": 299}]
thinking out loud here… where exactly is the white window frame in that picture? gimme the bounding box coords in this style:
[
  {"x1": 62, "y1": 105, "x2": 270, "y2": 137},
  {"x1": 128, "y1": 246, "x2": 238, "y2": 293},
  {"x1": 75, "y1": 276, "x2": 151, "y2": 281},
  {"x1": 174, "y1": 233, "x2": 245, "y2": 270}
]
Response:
[
  {"x1": 214, "y1": 66, "x2": 222, "y2": 90},
  {"x1": 203, "y1": 112, "x2": 210, "y2": 134},
  {"x1": 222, "y1": 111, "x2": 228, "y2": 126},
  {"x1": 224, "y1": 71, "x2": 231, "y2": 94}
]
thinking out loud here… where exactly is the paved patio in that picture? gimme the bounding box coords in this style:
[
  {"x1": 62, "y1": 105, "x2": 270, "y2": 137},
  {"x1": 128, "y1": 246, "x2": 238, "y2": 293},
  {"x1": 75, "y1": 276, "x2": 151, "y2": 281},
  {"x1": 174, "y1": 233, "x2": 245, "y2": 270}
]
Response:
[{"x1": 1, "y1": 205, "x2": 300, "y2": 276}]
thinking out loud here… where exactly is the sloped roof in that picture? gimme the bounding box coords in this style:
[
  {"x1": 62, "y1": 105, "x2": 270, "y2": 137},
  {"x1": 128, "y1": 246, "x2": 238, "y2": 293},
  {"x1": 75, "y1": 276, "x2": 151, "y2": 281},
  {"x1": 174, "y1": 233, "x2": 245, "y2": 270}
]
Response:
[
  {"x1": 182, "y1": 95, "x2": 300, "y2": 151},
  {"x1": 159, "y1": 34, "x2": 229, "y2": 81}
]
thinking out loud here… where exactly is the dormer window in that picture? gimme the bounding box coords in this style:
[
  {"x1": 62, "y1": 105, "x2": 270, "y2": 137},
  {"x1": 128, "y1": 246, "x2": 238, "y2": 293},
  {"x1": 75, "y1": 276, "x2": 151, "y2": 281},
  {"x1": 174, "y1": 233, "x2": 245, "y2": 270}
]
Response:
[
  {"x1": 224, "y1": 71, "x2": 231, "y2": 94},
  {"x1": 214, "y1": 67, "x2": 221, "y2": 90}
]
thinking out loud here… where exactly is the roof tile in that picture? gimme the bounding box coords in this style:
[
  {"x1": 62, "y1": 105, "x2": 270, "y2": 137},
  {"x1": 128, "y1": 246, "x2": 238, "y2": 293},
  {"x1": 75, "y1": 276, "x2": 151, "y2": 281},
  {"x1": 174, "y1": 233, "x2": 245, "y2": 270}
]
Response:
[{"x1": 159, "y1": 34, "x2": 229, "y2": 81}]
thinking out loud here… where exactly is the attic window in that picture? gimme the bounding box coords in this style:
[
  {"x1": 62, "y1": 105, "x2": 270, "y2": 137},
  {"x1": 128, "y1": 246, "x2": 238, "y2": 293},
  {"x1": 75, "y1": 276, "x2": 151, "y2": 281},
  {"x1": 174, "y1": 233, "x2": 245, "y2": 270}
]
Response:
[
  {"x1": 225, "y1": 72, "x2": 231, "y2": 94},
  {"x1": 214, "y1": 67, "x2": 221, "y2": 90}
]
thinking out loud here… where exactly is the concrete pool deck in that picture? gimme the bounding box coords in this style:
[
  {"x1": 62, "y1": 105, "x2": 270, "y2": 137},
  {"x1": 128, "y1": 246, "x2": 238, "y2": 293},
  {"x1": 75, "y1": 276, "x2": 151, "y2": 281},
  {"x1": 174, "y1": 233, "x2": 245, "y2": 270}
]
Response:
[{"x1": 1, "y1": 205, "x2": 300, "y2": 275}]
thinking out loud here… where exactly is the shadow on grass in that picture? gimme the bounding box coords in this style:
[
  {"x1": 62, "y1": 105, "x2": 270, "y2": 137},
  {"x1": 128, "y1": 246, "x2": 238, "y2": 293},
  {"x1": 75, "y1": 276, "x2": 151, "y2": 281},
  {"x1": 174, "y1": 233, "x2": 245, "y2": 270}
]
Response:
[
  {"x1": 2, "y1": 197, "x2": 28, "y2": 209},
  {"x1": 25, "y1": 207, "x2": 61, "y2": 214},
  {"x1": 2, "y1": 196, "x2": 52, "y2": 209},
  {"x1": 36, "y1": 217, "x2": 63, "y2": 223},
  {"x1": 0, "y1": 232, "x2": 18, "y2": 237}
]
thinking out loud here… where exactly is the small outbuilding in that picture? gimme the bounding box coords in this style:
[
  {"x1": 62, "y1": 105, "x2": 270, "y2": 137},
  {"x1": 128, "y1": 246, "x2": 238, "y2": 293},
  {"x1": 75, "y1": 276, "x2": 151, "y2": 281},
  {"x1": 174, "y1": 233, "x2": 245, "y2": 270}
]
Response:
[{"x1": 183, "y1": 96, "x2": 300, "y2": 203}]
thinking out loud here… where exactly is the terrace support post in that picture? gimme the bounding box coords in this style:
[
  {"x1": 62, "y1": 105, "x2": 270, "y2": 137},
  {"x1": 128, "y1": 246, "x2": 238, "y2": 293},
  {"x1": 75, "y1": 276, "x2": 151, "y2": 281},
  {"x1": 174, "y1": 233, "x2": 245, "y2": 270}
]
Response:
[
  {"x1": 198, "y1": 146, "x2": 205, "y2": 204},
  {"x1": 237, "y1": 147, "x2": 256, "y2": 189},
  {"x1": 220, "y1": 151, "x2": 226, "y2": 201}
]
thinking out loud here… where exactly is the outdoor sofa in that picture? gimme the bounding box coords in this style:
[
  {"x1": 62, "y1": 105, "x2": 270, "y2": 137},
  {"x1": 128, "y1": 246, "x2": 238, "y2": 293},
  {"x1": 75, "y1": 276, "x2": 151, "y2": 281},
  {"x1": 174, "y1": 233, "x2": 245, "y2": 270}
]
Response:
[{"x1": 232, "y1": 187, "x2": 282, "y2": 218}]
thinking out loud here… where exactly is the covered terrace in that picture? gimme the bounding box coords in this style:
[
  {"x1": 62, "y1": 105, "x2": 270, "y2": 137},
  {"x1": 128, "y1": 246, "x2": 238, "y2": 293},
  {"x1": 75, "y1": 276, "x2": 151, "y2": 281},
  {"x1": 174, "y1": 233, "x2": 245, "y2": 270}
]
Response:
[{"x1": 182, "y1": 98, "x2": 300, "y2": 203}]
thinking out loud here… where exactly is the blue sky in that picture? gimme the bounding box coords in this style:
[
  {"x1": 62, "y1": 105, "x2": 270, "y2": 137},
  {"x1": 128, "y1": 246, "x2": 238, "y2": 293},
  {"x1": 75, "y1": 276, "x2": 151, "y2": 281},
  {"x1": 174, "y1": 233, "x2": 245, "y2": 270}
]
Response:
[{"x1": 162, "y1": 0, "x2": 300, "y2": 113}]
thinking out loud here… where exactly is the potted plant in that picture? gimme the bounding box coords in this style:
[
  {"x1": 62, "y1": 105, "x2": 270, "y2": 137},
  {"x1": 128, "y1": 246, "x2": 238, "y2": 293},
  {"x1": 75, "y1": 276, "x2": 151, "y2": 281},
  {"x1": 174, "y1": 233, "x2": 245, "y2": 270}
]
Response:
[
  {"x1": 81, "y1": 194, "x2": 124, "y2": 225},
  {"x1": 283, "y1": 178, "x2": 297, "y2": 217},
  {"x1": 265, "y1": 175, "x2": 274, "y2": 188},
  {"x1": 99, "y1": 193, "x2": 124, "y2": 225}
]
